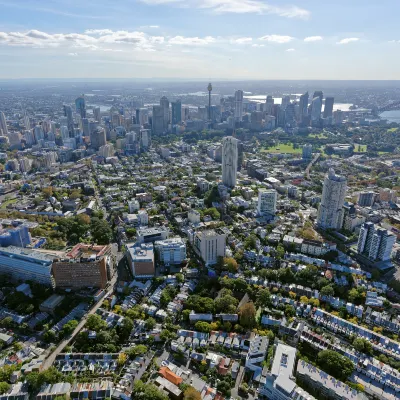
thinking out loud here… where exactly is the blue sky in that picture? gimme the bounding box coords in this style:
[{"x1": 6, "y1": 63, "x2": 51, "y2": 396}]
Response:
[{"x1": 0, "y1": 0, "x2": 398, "y2": 79}]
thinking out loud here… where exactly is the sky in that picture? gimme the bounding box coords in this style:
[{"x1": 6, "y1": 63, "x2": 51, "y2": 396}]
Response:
[{"x1": 0, "y1": 0, "x2": 399, "y2": 80}]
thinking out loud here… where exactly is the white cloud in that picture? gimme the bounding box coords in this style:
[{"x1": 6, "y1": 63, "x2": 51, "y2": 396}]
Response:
[
  {"x1": 149, "y1": 25, "x2": 160, "y2": 28},
  {"x1": 259, "y1": 34, "x2": 294, "y2": 44},
  {"x1": 168, "y1": 36, "x2": 216, "y2": 45},
  {"x1": 286, "y1": 48, "x2": 295, "y2": 52},
  {"x1": 251, "y1": 44, "x2": 264, "y2": 47},
  {"x1": 68, "y1": 52, "x2": 78, "y2": 56},
  {"x1": 304, "y1": 36, "x2": 323, "y2": 42},
  {"x1": 233, "y1": 37, "x2": 252, "y2": 44},
  {"x1": 388, "y1": 40, "x2": 400, "y2": 43},
  {"x1": 139, "y1": 0, "x2": 310, "y2": 18},
  {"x1": 84, "y1": 29, "x2": 113, "y2": 35},
  {"x1": 337, "y1": 37, "x2": 359, "y2": 45}
]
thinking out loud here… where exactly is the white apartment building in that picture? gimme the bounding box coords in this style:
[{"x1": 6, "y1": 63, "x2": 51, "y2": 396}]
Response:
[
  {"x1": 257, "y1": 189, "x2": 277, "y2": 216},
  {"x1": 222, "y1": 136, "x2": 238, "y2": 188},
  {"x1": 155, "y1": 237, "x2": 187, "y2": 266},
  {"x1": 194, "y1": 229, "x2": 226, "y2": 266},
  {"x1": 317, "y1": 168, "x2": 347, "y2": 229}
]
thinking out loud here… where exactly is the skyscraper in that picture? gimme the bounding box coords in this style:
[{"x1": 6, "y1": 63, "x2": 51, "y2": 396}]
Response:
[
  {"x1": 208, "y1": 83, "x2": 212, "y2": 121},
  {"x1": 82, "y1": 118, "x2": 90, "y2": 137},
  {"x1": 317, "y1": 168, "x2": 347, "y2": 229},
  {"x1": 323, "y1": 97, "x2": 335, "y2": 118},
  {"x1": 171, "y1": 100, "x2": 182, "y2": 125},
  {"x1": 299, "y1": 92, "x2": 309, "y2": 119},
  {"x1": 266, "y1": 96, "x2": 274, "y2": 115},
  {"x1": 152, "y1": 105, "x2": 164, "y2": 135},
  {"x1": 160, "y1": 96, "x2": 169, "y2": 130},
  {"x1": 140, "y1": 129, "x2": 151, "y2": 152},
  {"x1": 90, "y1": 127, "x2": 106, "y2": 150},
  {"x1": 222, "y1": 136, "x2": 238, "y2": 187},
  {"x1": 284, "y1": 103, "x2": 296, "y2": 125},
  {"x1": 310, "y1": 97, "x2": 322, "y2": 122},
  {"x1": 93, "y1": 107, "x2": 101, "y2": 123},
  {"x1": 0, "y1": 112, "x2": 8, "y2": 136},
  {"x1": 234, "y1": 90, "x2": 244, "y2": 122},
  {"x1": 281, "y1": 95, "x2": 291, "y2": 110},
  {"x1": 75, "y1": 95, "x2": 86, "y2": 119},
  {"x1": 63, "y1": 105, "x2": 74, "y2": 137},
  {"x1": 313, "y1": 91, "x2": 323, "y2": 102}
]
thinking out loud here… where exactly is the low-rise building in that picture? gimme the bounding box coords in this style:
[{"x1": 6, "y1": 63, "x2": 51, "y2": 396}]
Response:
[
  {"x1": 39, "y1": 294, "x2": 65, "y2": 315},
  {"x1": 155, "y1": 237, "x2": 186, "y2": 266},
  {"x1": 126, "y1": 242, "x2": 155, "y2": 277}
]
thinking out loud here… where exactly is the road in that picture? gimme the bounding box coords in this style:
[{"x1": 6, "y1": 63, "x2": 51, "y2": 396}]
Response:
[
  {"x1": 41, "y1": 274, "x2": 118, "y2": 370},
  {"x1": 230, "y1": 366, "x2": 245, "y2": 399},
  {"x1": 305, "y1": 152, "x2": 320, "y2": 179}
]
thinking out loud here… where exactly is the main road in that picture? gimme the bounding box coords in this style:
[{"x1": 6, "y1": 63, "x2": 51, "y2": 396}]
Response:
[{"x1": 41, "y1": 273, "x2": 118, "y2": 370}]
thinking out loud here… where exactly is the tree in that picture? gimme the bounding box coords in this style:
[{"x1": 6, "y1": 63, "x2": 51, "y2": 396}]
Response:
[
  {"x1": 43, "y1": 330, "x2": 57, "y2": 343},
  {"x1": 214, "y1": 294, "x2": 238, "y2": 314},
  {"x1": 60, "y1": 319, "x2": 78, "y2": 337},
  {"x1": 86, "y1": 314, "x2": 107, "y2": 332},
  {"x1": 117, "y1": 352, "x2": 127, "y2": 367},
  {"x1": 284, "y1": 304, "x2": 296, "y2": 317},
  {"x1": 244, "y1": 235, "x2": 257, "y2": 250},
  {"x1": 0, "y1": 382, "x2": 10, "y2": 395},
  {"x1": 26, "y1": 367, "x2": 63, "y2": 392},
  {"x1": 90, "y1": 217, "x2": 113, "y2": 244},
  {"x1": 275, "y1": 244, "x2": 285, "y2": 259},
  {"x1": 239, "y1": 302, "x2": 256, "y2": 329},
  {"x1": 256, "y1": 288, "x2": 271, "y2": 307},
  {"x1": 194, "y1": 321, "x2": 211, "y2": 333},
  {"x1": 145, "y1": 317, "x2": 156, "y2": 331},
  {"x1": 223, "y1": 257, "x2": 238, "y2": 273},
  {"x1": 127, "y1": 344, "x2": 148, "y2": 358},
  {"x1": 132, "y1": 380, "x2": 169, "y2": 400},
  {"x1": 176, "y1": 273, "x2": 184, "y2": 283},
  {"x1": 118, "y1": 317, "x2": 134, "y2": 342},
  {"x1": 184, "y1": 386, "x2": 201, "y2": 400},
  {"x1": 320, "y1": 285, "x2": 335, "y2": 297},
  {"x1": 317, "y1": 350, "x2": 354, "y2": 381},
  {"x1": 353, "y1": 338, "x2": 373, "y2": 355}
]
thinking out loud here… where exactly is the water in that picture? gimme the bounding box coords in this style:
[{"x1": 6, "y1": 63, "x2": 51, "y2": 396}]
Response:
[{"x1": 380, "y1": 110, "x2": 400, "y2": 123}]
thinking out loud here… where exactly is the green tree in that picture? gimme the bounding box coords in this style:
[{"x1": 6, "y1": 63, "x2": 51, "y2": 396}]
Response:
[
  {"x1": 145, "y1": 317, "x2": 156, "y2": 331},
  {"x1": 256, "y1": 288, "x2": 271, "y2": 307},
  {"x1": 127, "y1": 344, "x2": 148, "y2": 358},
  {"x1": 194, "y1": 321, "x2": 212, "y2": 333},
  {"x1": 60, "y1": 319, "x2": 78, "y2": 337},
  {"x1": 90, "y1": 217, "x2": 113, "y2": 244},
  {"x1": 317, "y1": 350, "x2": 354, "y2": 381},
  {"x1": 320, "y1": 285, "x2": 335, "y2": 297},
  {"x1": 0, "y1": 382, "x2": 10, "y2": 395},
  {"x1": 132, "y1": 380, "x2": 169, "y2": 400},
  {"x1": 118, "y1": 317, "x2": 134, "y2": 342},
  {"x1": 184, "y1": 386, "x2": 201, "y2": 400},
  {"x1": 86, "y1": 314, "x2": 107, "y2": 332}
]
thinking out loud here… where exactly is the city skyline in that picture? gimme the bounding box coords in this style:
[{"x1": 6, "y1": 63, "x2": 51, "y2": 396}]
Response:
[{"x1": 0, "y1": 0, "x2": 400, "y2": 79}]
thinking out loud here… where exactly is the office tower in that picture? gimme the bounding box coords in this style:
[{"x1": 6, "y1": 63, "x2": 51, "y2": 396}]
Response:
[
  {"x1": 299, "y1": 92, "x2": 309, "y2": 119},
  {"x1": 313, "y1": 91, "x2": 323, "y2": 102},
  {"x1": 193, "y1": 230, "x2": 226, "y2": 266},
  {"x1": 207, "y1": 83, "x2": 212, "y2": 120},
  {"x1": 358, "y1": 191, "x2": 375, "y2": 207},
  {"x1": 323, "y1": 97, "x2": 334, "y2": 118},
  {"x1": 152, "y1": 105, "x2": 164, "y2": 135},
  {"x1": 140, "y1": 129, "x2": 151, "y2": 152},
  {"x1": 234, "y1": 90, "x2": 244, "y2": 122},
  {"x1": 208, "y1": 105, "x2": 221, "y2": 123},
  {"x1": 155, "y1": 238, "x2": 187, "y2": 266},
  {"x1": 222, "y1": 136, "x2": 238, "y2": 187},
  {"x1": 63, "y1": 105, "x2": 74, "y2": 136},
  {"x1": 75, "y1": 95, "x2": 86, "y2": 119},
  {"x1": 160, "y1": 96, "x2": 169, "y2": 130},
  {"x1": 317, "y1": 168, "x2": 347, "y2": 230},
  {"x1": 82, "y1": 118, "x2": 90, "y2": 137},
  {"x1": 8, "y1": 132, "x2": 21, "y2": 148},
  {"x1": 90, "y1": 127, "x2": 106, "y2": 150},
  {"x1": 276, "y1": 105, "x2": 285, "y2": 127},
  {"x1": 0, "y1": 112, "x2": 8, "y2": 136},
  {"x1": 237, "y1": 141, "x2": 244, "y2": 171},
  {"x1": 60, "y1": 126, "x2": 69, "y2": 140},
  {"x1": 257, "y1": 189, "x2": 277, "y2": 216},
  {"x1": 198, "y1": 107, "x2": 207, "y2": 120},
  {"x1": 281, "y1": 95, "x2": 291, "y2": 110},
  {"x1": 310, "y1": 96, "x2": 322, "y2": 122},
  {"x1": 251, "y1": 111, "x2": 263, "y2": 131},
  {"x1": 266, "y1": 96, "x2": 274, "y2": 115},
  {"x1": 34, "y1": 125, "x2": 44, "y2": 142},
  {"x1": 98, "y1": 143, "x2": 114, "y2": 158},
  {"x1": 171, "y1": 100, "x2": 182, "y2": 125},
  {"x1": 19, "y1": 157, "x2": 32, "y2": 173},
  {"x1": 93, "y1": 107, "x2": 101, "y2": 123},
  {"x1": 302, "y1": 144, "x2": 313, "y2": 159},
  {"x1": 23, "y1": 113, "x2": 30, "y2": 130},
  {"x1": 183, "y1": 107, "x2": 190, "y2": 121},
  {"x1": 24, "y1": 130, "x2": 35, "y2": 146},
  {"x1": 284, "y1": 103, "x2": 296, "y2": 125}
]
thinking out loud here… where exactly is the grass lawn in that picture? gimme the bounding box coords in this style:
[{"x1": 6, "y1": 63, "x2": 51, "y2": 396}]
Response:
[
  {"x1": 354, "y1": 144, "x2": 367, "y2": 152},
  {"x1": 0, "y1": 198, "x2": 17, "y2": 209},
  {"x1": 308, "y1": 133, "x2": 328, "y2": 139},
  {"x1": 261, "y1": 143, "x2": 302, "y2": 154},
  {"x1": 387, "y1": 127, "x2": 399, "y2": 133}
]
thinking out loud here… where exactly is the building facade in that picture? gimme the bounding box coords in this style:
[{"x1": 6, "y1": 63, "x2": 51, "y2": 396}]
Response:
[{"x1": 222, "y1": 136, "x2": 238, "y2": 187}]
